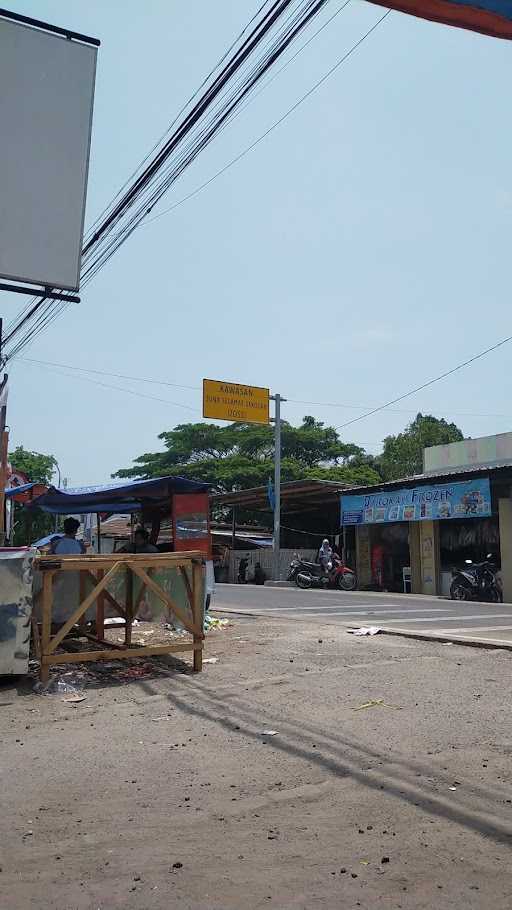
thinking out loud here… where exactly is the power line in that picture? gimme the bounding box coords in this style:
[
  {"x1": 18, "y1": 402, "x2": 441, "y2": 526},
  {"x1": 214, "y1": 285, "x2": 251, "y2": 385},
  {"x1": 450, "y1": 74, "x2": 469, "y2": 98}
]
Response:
[
  {"x1": 28, "y1": 363, "x2": 199, "y2": 413},
  {"x1": 21, "y1": 357, "x2": 200, "y2": 393},
  {"x1": 334, "y1": 333, "x2": 512, "y2": 431},
  {"x1": 144, "y1": 6, "x2": 390, "y2": 229},
  {"x1": 20, "y1": 356, "x2": 512, "y2": 422},
  {"x1": 3, "y1": 1, "x2": 334, "y2": 362}
]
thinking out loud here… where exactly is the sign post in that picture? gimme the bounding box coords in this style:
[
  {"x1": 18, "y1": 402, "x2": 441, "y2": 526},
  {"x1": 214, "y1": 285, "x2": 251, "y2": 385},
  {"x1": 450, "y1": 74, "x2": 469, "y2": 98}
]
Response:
[
  {"x1": 203, "y1": 378, "x2": 289, "y2": 580},
  {"x1": 271, "y1": 393, "x2": 286, "y2": 582}
]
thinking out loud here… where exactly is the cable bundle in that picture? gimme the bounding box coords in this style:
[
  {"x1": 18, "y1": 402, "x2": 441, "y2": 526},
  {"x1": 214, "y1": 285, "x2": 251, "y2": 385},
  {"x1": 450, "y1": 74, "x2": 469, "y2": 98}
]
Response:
[{"x1": 2, "y1": 0, "x2": 329, "y2": 363}]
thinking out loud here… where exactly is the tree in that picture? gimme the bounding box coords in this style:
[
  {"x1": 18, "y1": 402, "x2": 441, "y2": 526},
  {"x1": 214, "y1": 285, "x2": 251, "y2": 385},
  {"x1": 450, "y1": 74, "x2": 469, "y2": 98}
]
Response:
[
  {"x1": 378, "y1": 413, "x2": 464, "y2": 481},
  {"x1": 113, "y1": 417, "x2": 382, "y2": 491},
  {"x1": 9, "y1": 446, "x2": 57, "y2": 545},
  {"x1": 9, "y1": 446, "x2": 57, "y2": 485}
]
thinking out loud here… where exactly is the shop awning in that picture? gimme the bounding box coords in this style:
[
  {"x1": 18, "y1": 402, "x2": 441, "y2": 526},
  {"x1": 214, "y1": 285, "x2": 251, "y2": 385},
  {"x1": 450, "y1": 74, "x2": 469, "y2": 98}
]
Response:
[{"x1": 30, "y1": 475, "x2": 209, "y2": 515}]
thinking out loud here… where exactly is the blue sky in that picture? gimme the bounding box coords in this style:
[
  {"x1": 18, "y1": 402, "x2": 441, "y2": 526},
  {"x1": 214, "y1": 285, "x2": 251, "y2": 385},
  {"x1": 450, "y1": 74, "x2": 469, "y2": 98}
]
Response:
[{"x1": 5, "y1": 1, "x2": 512, "y2": 484}]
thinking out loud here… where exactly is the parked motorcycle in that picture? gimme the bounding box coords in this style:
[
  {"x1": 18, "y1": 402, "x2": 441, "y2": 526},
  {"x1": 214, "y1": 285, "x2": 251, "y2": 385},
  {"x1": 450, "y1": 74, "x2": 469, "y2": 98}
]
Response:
[
  {"x1": 450, "y1": 554, "x2": 501, "y2": 602},
  {"x1": 287, "y1": 554, "x2": 357, "y2": 591}
]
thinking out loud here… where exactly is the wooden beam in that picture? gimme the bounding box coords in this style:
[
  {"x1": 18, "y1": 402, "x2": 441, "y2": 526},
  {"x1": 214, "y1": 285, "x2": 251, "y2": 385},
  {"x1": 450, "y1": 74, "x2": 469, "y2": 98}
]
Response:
[
  {"x1": 35, "y1": 551, "x2": 204, "y2": 572},
  {"x1": 192, "y1": 560, "x2": 204, "y2": 673},
  {"x1": 40, "y1": 570, "x2": 53, "y2": 683},
  {"x1": 41, "y1": 642, "x2": 200, "y2": 665},
  {"x1": 47, "y1": 562, "x2": 121, "y2": 653},
  {"x1": 130, "y1": 563, "x2": 201, "y2": 637}
]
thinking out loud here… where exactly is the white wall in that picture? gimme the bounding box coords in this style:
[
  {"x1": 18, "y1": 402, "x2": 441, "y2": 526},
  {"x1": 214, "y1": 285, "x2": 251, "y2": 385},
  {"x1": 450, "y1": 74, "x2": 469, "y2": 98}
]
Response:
[{"x1": 229, "y1": 548, "x2": 317, "y2": 582}]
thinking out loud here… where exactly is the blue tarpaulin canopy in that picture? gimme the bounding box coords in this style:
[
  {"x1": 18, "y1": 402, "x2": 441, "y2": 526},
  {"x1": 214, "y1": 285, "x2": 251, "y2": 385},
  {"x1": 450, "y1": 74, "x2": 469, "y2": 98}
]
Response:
[
  {"x1": 4, "y1": 482, "x2": 38, "y2": 497},
  {"x1": 30, "y1": 475, "x2": 209, "y2": 515}
]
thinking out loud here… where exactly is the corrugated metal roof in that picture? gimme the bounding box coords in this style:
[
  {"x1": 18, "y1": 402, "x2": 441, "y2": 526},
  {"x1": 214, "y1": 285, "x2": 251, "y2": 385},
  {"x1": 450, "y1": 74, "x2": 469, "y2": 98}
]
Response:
[{"x1": 341, "y1": 462, "x2": 512, "y2": 497}]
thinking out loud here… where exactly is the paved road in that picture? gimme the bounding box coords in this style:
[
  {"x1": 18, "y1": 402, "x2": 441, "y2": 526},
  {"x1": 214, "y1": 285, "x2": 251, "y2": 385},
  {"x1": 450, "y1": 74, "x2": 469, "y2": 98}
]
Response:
[{"x1": 213, "y1": 583, "x2": 512, "y2": 647}]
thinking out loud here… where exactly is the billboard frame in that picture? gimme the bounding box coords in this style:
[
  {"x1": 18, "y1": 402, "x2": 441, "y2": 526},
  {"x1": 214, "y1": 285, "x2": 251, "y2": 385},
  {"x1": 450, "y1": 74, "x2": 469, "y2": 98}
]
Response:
[{"x1": 0, "y1": 8, "x2": 100, "y2": 295}]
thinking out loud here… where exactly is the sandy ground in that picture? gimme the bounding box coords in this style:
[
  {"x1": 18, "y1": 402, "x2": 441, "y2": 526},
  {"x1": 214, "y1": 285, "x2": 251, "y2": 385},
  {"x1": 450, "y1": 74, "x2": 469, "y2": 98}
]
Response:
[{"x1": 1, "y1": 614, "x2": 512, "y2": 910}]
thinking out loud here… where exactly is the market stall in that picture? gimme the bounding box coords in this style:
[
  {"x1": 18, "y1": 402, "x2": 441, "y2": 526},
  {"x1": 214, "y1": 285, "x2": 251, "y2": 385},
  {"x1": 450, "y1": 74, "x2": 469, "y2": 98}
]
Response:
[{"x1": 26, "y1": 475, "x2": 211, "y2": 681}]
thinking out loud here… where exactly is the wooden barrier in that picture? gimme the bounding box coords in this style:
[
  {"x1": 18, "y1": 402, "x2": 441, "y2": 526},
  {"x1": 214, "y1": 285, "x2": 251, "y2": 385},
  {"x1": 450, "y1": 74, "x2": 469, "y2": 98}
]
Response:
[{"x1": 33, "y1": 551, "x2": 205, "y2": 683}]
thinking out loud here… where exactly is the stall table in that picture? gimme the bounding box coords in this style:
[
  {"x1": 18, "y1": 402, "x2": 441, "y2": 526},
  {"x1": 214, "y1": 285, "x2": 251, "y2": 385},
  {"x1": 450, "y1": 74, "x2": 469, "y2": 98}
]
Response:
[{"x1": 33, "y1": 551, "x2": 205, "y2": 683}]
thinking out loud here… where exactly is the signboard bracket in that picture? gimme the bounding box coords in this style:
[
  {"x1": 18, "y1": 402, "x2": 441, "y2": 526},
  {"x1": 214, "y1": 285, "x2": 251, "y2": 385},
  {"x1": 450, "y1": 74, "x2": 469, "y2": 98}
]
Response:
[{"x1": 0, "y1": 282, "x2": 80, "y2": 303}]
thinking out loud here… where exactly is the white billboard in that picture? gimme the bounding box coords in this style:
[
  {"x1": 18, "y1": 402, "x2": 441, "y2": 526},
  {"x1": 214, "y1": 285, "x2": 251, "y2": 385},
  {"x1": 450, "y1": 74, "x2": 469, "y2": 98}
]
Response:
[{"x1": 0, "y1": 15, "x2": 98, "y2": 291}]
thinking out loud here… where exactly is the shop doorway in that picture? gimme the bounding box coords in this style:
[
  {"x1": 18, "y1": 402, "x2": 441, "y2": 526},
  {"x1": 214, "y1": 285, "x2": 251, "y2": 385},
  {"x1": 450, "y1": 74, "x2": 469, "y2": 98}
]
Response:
[{"x1": 371, "y1": 522, "x2": 411, "y2": 593}]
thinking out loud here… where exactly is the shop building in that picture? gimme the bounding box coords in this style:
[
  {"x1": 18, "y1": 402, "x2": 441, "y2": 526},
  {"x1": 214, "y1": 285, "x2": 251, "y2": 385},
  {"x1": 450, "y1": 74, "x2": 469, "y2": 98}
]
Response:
[{"x1": 341, "y1": 432, "x2": 512, "y2": 601}]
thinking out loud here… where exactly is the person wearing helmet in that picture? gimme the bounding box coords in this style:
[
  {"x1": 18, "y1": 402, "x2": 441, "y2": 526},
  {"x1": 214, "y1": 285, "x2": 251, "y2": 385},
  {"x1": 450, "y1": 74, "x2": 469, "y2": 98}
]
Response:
[{"x1": 318, "y1": 538, "x2": 333, "y2": 575}]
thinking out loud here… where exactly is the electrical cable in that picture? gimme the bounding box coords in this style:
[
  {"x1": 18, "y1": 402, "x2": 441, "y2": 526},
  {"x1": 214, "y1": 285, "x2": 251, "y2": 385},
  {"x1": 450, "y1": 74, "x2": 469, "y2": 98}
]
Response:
[
  {"x1": 334, "y1": 333, "x2": 512, "y2": 431},
  {"x1": 3, "y1": 0, "x2": 375, "y2": 362},
  {"x1": 19, "y1": 355, "x2": 512, "y2": 422},
  {"x1": 28, "y1": 362, "x2": 199, "y2": 413}
]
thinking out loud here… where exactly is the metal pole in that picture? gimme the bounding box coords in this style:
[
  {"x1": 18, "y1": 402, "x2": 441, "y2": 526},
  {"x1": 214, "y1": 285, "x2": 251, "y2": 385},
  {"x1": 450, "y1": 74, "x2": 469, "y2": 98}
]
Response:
[
  {"x1": 272, "y1": 394, "x2": 285, "y2": 581},
  {"x1": 231, "y1": 506, "x2": 236, "y2": 583},
  {"x1": 54, "y1": 461, "x2": 61, "y2": 532}
]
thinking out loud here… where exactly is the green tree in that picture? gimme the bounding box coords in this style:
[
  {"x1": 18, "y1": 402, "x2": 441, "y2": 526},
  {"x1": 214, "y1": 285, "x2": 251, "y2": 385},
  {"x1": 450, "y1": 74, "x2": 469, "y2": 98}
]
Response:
[
  {"x1": 9, "y1": 446, "x2": 57, "y2": 545},
  {"x1": 113, "y1": 417, "x2": 382, "y2": 491},
  {"x1": 378, "y1": 413, "x2": 464, "y2": 481}
]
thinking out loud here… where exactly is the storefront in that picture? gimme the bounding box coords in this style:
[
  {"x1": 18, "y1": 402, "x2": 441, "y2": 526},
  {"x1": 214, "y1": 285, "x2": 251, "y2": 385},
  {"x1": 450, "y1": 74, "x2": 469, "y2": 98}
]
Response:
[{"x1": 341, "y1": 472, "x2": 505, "y2": 596}]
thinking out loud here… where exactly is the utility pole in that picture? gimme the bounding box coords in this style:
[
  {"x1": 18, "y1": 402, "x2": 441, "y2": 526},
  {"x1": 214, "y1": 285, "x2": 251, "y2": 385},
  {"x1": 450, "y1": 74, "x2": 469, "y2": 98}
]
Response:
[
  {"x1": 0, "y1": 319, "x2": 9, "y2": 546},
  {"x1": 271, "y1": 393, "x2": 286, "y2": 581}
]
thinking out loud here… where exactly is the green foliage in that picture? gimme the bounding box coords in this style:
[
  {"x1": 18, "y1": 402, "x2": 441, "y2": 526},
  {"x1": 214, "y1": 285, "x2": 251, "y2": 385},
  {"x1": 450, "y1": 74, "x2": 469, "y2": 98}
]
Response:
[
  {"x1": 9, "y1": 446, "x2": 57, "y2": 545},
  {"x1": 9, "y1": 446, "x2": 57, "y2": 485},
  {"x1": 114, "y1": 417, "x2": 379, "y2": 491},
  {"x1": 379, "y1": 413, "x2": 464, "y2": 481}
]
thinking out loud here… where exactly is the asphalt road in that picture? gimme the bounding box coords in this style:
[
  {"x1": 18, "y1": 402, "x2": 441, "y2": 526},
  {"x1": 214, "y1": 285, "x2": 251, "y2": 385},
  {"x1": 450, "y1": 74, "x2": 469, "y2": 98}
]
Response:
[{"x1": 213, "y1": 583, "x2": 512, "y2": 647}]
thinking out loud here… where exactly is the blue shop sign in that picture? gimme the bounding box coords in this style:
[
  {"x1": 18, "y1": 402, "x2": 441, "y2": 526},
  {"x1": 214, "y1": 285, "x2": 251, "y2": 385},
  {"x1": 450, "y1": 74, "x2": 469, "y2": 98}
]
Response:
[{"x1": 341, "y1": 477, "x2": 491, "y2": 526}]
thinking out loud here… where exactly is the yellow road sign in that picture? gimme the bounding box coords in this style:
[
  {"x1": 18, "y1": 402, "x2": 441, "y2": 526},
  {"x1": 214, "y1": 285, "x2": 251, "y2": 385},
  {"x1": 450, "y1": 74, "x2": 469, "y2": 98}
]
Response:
[{"x1": 203, "y1": 378, "x2": 270, "y2": 424}]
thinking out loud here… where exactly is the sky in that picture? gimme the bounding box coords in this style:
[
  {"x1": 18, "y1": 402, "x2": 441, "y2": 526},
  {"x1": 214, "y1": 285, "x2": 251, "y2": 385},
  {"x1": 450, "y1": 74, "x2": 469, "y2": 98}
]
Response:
[{"x1": 4, "y1": 1, "x2": 512, "y2": 485}]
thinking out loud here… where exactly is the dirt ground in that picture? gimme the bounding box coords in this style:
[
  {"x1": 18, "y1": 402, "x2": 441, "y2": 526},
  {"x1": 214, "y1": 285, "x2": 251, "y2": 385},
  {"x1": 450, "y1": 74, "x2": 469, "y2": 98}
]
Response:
[{"x1": 1, "y1": 613, "x2": 512, "y2": 910}]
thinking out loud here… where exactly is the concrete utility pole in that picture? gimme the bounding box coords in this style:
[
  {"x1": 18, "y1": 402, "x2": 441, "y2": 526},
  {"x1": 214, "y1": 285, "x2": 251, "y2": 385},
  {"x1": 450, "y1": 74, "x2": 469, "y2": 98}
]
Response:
[{"x1": 271, "y1": 393, "x2": 286, "y2": 581}]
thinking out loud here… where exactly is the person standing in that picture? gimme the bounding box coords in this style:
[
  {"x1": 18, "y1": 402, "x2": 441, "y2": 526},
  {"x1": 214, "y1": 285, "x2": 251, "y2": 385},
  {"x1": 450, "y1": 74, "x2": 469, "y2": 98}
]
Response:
[{"x1": 51, "y1": 518, "x2": 85, "y2": 555}]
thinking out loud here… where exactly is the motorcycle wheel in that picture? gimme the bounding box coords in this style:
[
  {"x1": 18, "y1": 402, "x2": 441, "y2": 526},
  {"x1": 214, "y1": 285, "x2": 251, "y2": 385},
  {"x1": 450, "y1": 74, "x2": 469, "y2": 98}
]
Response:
[
  {"x1": 450, "y1": 580, "x2": 472, "y2": 601},
  {"x1": 296, "y1": 572, "x2": 312, "y2": 590},
  {"x1": 487, "y1": 586, "x2": 500, "y2": 603},
  {"x1": 337, "y1": 571, "x2": 357, "y2": 591}
]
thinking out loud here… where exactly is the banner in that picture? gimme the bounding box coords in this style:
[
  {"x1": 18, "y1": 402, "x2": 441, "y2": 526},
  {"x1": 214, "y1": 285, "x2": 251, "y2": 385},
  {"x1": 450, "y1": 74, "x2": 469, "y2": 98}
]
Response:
[{"x1": 341, "y1": 477, "x2": 491, "y2": 525}]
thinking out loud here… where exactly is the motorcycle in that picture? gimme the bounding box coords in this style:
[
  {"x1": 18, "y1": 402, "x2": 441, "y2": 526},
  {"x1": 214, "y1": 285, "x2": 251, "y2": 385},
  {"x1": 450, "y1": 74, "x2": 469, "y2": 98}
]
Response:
[
  {"x1": 450, "y1": 554, "x2": 502, "y2": 602},
  {"x1": 287, "y1": 554, "x2": 357, "y2": 591}
]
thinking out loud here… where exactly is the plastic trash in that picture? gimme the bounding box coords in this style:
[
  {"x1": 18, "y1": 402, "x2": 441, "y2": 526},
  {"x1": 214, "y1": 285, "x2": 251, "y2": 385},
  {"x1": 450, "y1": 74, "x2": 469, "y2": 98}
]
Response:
[
  {"x1": 349, "y1": 626, "x2": 380, "y2": 636},
  {"x1": 261, "y1": 730, "x2": 279, "y2": 736},
  {"x1": 34, "y1": 671, "x2": 86, "y2": 697},
  {"x1": 204, "y1": 615, "x2": 229, "y2": 631},
  {"x1": 203, "y1": 657, "x2": 219, "y2": 664}
]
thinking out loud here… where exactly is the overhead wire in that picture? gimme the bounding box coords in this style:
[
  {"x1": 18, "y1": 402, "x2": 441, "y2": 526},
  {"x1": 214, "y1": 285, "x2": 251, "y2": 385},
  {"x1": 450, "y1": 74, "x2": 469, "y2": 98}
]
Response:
[
  {"x1": 333, "y1": 333, "x2": 512, "y2": 431},
  {"x1": 19, "y1": 349, "x2": 512, "y2": 422},
  {"x1": 3, "y1": 0, "x2": 388, "y2": 363}
]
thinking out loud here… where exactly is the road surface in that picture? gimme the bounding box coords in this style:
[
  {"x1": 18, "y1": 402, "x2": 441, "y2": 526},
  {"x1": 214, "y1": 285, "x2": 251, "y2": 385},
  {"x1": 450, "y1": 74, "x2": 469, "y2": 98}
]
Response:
[{"x1": 213, "y1": 583, "x2": 512, "y2": 647}]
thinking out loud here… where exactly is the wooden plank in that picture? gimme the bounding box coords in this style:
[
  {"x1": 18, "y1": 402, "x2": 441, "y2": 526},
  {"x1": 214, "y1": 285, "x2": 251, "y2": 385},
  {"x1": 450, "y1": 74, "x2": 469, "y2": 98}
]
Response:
[
  {"x1": 41, "y1": 642, "x2": 200, "y2": 665},
  {"x1": 40, "y1": 570, "x2": 53, "y2": 684},
  {"x1": 130, "y1": 563, "x2": 201, "y2": 637},
  {"x1": 125, "y1": 565, "x2": 134, "y2": 647},
  {"x1": 192, "y1": 560, "x2": 204, "y2": 672},
  {"x1": 35, "y1": 551, "x2": 204, "y2": 572},
  {"x1": 96, "y1": 569, "x2": 105, "y2": 640},
  {"x1": 31, "y1": 617, "x2": 41, "y2": 662},
  {"x1": 47, "y1": 562, "x2": 121, "y2": 654}
]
